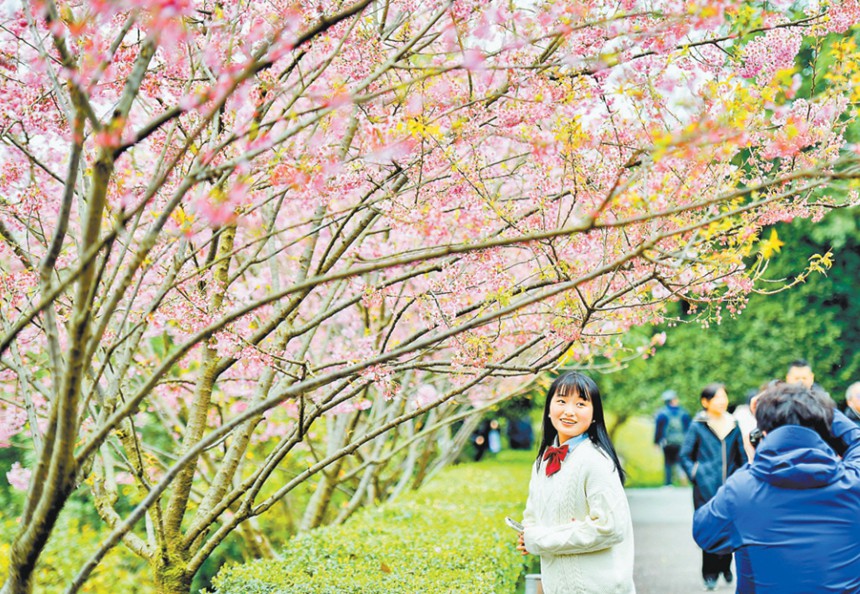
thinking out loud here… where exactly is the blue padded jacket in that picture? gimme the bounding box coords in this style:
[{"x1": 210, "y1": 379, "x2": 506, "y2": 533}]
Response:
[{"x1": 693, "y1": 410, "x2": 860, "y2": 594}]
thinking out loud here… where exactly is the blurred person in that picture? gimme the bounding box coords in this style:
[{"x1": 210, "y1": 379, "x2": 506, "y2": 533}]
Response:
[
  {"x1": 488, "y1": 418, "x2": 502, "y2": 454},
  {"x1": 516, "y1": 372, "x2": 634, "y2": 594},
  {"x1": 693, "y1": 383, "x2": 860, "y2": 593},
  {"x1": 680, "y1": 383, "x2": 746, "y2": 591},
  {"x1": 785, "y1": 358, "x2": 814, "y2": 388},
  {"x1": 507, "y1": 415, "x2": 534, "y2": 449},
  {"x1": 752, "y1": 374, "x2": 842, "y2": 453},
  {"x1": 747, "y1": 380, "x2": 782, "y2": 455},
  {"x1": 472, "y1": 420, "x2": 490, "y2": 461},
  {"x1": 846, "y1": 382, "x2": 860, "y2": 426},
  {"x1": 733, "y1": 390, "x2": 758, "y2": 462},
  {"x1": 654, "y1": 389, "x2": 691, "y2": 485}
]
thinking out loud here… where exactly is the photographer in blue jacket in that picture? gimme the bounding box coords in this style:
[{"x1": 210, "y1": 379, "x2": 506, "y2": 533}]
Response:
[{"x1": 693, "y1": 382, "x2": 860, "y2": 594}]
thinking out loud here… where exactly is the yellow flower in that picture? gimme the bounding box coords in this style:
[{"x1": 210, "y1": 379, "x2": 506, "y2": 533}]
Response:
[{"x1": 759, "y1": 229, "x2": 785, "y2": 259}]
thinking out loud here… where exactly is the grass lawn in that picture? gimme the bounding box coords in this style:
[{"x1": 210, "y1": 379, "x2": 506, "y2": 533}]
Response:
[{"x1": 611, "y1": 415, "x2": 665, "y2": 487}]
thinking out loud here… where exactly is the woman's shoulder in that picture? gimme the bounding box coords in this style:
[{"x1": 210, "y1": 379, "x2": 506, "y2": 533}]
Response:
[
  {"x1": 578, "y1": 440, "x2": 616, "y2": 468},
  {"x1": 529, "y1": 455, "x2": 543, "y2": 478},
  {"x1": 727, "y1": 420, "x2": 744, "y2": 440},
  {"x1": 687, "y1": 413, "x2": 710, "y2": 434},
  {"x1": 578, "y1": 441, "x2": 624, "y2": 488}
]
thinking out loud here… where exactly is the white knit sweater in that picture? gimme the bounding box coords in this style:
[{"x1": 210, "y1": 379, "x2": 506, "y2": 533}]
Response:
[{"x1": 522, "y1": 440, "x2": 635, "y2": 594}]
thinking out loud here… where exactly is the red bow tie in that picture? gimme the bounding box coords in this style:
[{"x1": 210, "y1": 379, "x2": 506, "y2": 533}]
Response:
[{"x1": 543, "y1": 444, "x2": 569, "y2": 477}]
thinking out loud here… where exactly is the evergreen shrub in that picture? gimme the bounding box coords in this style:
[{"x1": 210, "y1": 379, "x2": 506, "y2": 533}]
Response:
[{"x1": 208, "y1": 451, "x2": 532, "y2": 593}]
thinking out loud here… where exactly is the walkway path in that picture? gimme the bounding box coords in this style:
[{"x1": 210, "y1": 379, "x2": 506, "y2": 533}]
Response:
[{"x1": 628, "y1": 486, "x2": 734, "y2": 593}]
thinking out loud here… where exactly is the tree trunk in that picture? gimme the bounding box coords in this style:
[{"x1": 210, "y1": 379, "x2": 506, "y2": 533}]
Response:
[
  {"x1": 298, "y1": 409, "x2": 361, "y2": 531},
  {"x1": 608, "y1": 414, "x2": 629, "y2": 441},
  {"x1": 1, "y1": 476, "x2": 74, "y2": 594},
  {"x1": 239, "y1": 520, "x2": 277, "y2": 560},
  {"x1": 410, "y1": 423, "x2": 438, "y2": 491},
  {"x1": 153, "y1": 557, "x2": 192, "y2": 594},
  {"x1": 1, "y1": 569, "x2": 33, "y2": 594}
]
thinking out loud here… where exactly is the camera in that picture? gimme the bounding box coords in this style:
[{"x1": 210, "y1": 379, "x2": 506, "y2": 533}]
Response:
[{"x1": 749, "y1": 428, "x2": 763, "y2": 449}]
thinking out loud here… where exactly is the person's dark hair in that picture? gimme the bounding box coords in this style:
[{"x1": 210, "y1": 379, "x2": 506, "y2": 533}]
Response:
[
  {"x1": 536, "y1": 371, "x2": 625, "y2": 484},
  {"x1": 754, "y1": 383, "x2": 834, "y2": 441},
  {"x1": 758, "y1": 379, "x2": 781, "y2": 393},
  {"x1": 700, "y1": 383, "x2": 725, "y2": 405},
  {"x1": 787, "y1": 358, "x2": 811, "y2": 373}
]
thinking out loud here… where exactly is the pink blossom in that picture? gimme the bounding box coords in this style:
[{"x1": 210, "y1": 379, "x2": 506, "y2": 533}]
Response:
[
  {"x1": 0, "y1": 0, "x2": 854, "y2": 566},
  {"x1": 6, "y1": 462, "x2": 30, "y2": 491},
  {"x1": 461, "y1": 49, "x2": 486, "y2": 72},
  {"x1": 328, "y1": 398, "x2": 372, "y2": 416},
  {"x1": 324, "y1": 90, "x2": 353, "y2": 109},
  {"x1": 0, "y1": 406, "x2": 26, "y2": 446},
  {"x1": 738, "y1": 28, "x2": 803, "y2": 84},
  {"x1": 821, "y1": 0, "x2": 860, "y2": 34},
  {"x1": 405, "y1": 93, "x2": 424, "y2": 117},
  {"x1": 410, "y1": 384, "x2": 439, "y2": 409},
  {"x1": 115, "y1": 472, "x2": 135, "y2": 486}
]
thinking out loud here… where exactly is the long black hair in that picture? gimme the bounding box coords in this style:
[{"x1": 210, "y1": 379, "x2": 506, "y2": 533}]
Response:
[{"x1": 536, "y1": 371, "x2": 625, "y2": 484}]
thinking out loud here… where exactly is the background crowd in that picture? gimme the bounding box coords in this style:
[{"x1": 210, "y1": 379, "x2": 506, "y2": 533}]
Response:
[{"x1": 653, "y1": 358, "x2": 860, "y2": 592}]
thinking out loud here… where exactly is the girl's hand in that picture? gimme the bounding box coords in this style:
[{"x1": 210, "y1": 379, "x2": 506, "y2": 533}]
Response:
[{"x1": 516, "y1": 531, "x2": 529, "y2": 556}]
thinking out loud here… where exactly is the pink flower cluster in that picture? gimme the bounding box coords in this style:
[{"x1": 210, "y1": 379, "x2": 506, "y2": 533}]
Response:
[
  {"x1": 820, "y1": 0, "x2": 860, "y2": 34},
  {"x1": 6, "y1": 462, "x2": 30, "y2": 491},
  {"x1": 359, "y1": 365, "x2": 398, "y2": 401},
  {"x1": 0, "y1": 406, "x2": 26, "y2": 447},
  {"x1": 739, "y1": 27, "x2": 803, "y2": 85}
]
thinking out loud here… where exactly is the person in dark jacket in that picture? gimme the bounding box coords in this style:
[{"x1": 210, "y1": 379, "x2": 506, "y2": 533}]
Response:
[
  {"x1": 693, "y1": 383, "x2": 860, "y2": 594},
  {"x1": 507, "y1": 415, "x2": 534, "y2": 449},
  {"x1": 471, "y1": 420, "x2": 491, "y2": 461},
  {"x1": 680, "y1": 383, "x2": 745, "y2": 591},
  {"x1": 654, "y1": 389, "x2": 691, "y2": 485}
]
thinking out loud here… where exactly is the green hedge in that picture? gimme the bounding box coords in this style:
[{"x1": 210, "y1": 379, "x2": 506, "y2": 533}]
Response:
[{"x1": 208, "y1": 451, "x2": 533, "y2": 594}]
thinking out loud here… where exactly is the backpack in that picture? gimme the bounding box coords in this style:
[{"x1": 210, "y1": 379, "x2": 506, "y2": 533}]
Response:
[{"x1": 664, "y1": 409, "x2": 686, "y2": 446}]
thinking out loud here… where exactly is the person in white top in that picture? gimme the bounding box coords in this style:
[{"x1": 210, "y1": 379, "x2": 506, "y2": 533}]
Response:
[
  {"x1": 516, "y1": 371, "x2": 635, "y2": 594},
  {"x1": 733, "y1": 389, "x2": 759, "y2": 462}
]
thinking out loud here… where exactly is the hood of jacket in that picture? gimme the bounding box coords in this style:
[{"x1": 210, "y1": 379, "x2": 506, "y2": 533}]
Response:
[{"x1": 750, "y1": 425, "x2": 843, "y2": 489}]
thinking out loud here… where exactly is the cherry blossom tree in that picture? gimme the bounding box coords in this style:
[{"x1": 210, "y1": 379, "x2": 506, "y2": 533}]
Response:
[{"x1": 1, "y1": 0, "x2": 860, "y2": 592}]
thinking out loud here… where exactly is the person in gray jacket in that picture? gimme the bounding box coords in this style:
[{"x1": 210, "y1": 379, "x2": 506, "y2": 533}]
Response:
[{"x1": 680, "y1": 383, "x2": 746, "y2": 591}]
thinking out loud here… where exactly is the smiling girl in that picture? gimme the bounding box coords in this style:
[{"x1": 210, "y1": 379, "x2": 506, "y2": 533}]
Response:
[{"x1": 516, "y1": 371, "x2": 635, "y2": 594}]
